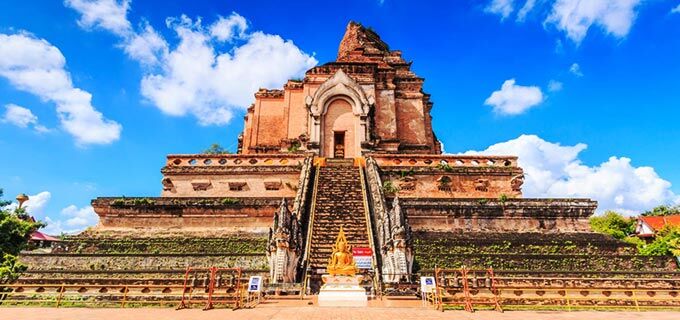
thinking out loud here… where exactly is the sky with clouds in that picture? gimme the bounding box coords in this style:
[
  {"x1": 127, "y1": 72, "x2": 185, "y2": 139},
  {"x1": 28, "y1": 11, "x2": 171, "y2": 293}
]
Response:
[{"x1": 1, "y1": 0, "x2": 679, "y2": 233}]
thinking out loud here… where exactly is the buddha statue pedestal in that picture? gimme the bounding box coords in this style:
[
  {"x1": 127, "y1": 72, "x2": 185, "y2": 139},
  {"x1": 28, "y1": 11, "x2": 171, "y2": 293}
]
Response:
[{"x1": 318, "y1": 275, "x2": 367, "y2": 307}]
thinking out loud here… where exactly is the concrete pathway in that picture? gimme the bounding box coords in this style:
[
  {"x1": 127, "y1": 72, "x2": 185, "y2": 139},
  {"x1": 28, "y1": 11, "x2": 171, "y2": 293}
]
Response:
[{"x1": 1, "y1": 307, "x2": 679, "y2": 320}]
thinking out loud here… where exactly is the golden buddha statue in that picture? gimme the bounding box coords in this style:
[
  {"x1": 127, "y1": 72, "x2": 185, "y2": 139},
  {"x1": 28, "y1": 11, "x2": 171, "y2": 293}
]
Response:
[{"x1": 327, "y1": 226, "x2": 358, "y2": 276}]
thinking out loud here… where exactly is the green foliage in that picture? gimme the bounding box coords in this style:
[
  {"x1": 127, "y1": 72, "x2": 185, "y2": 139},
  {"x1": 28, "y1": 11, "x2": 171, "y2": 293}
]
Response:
[
  {"x1": 382, "y1": 180, "x2": 399, "y2": 194},
  {"x1": 498, "y1": 194, "x2": 509, "y2": 204},
  {"x1": 0, "y1": 189, "x2": 44, "y2": 283},
  {"x1": 399, "y1": 168, "x2": 415, "y2": 178},
  {"x1": 55, "y1": 237, "x2": 267, "y2": 255},
  {"x1": 436, "y1": 162, "x2": 453, "y2": 172},
  {"x1": 221, "y1": 198, "x2": 240, "y2": 205},
  {"x1": 287, "y1": 140, "x2": 301, "y2": 153},
  {"x1": 641, "y1": 205, "x2": 680, "y2": 217},
  {"x1": 589, "y1": 211, "x2": 635, "y2": 240},
  {"x1": 132, "y1": 198, "x2": 155, "y2": 206},
  {"x1": 635, "y1": 226, "x2": 680, "y2": 256},
  {"x1": 203, "y1": 143, "x2": 230, "y2": 155}
]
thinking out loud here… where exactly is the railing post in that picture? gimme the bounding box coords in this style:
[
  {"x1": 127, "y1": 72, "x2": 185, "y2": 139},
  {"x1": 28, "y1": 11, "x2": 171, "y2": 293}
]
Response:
[
  {"x1": 566, "y1": 289, "x2": 571, "y2": 312},
  {"x1": 56, "y1": 284, "x2": 65, "y2": 308},
  {"x1": 204, "y1": 267, "x2": 217, "y2": 310},
  {"x1": 121, "y1": 285, "x2": 128, "y2": 308}
]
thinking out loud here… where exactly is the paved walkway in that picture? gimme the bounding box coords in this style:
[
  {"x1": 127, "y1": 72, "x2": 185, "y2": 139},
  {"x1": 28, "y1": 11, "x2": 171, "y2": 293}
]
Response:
[{"x1": 1, "y1": 307, "x2": 679, "y2": 320}]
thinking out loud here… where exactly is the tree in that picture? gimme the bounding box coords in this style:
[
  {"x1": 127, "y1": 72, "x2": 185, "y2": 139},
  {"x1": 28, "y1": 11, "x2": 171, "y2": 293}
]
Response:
[
  {"x1": 589, "y1": 211, "x2": 635, "y2": 240},
  {"x1": 0, "y1": 189, "x2": 44, "y2": 283},
  {"x1": 641, "y1": 205, "x2": 680, "y2": 217},
  {"x1": 203, "y1": 143, "x2": 230, "y2": 155}
]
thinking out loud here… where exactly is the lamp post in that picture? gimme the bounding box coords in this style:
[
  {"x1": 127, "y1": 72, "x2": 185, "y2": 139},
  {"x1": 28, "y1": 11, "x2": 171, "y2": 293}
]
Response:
[{"x1": 16, "y1": 193, "x2": 29, "y2": 209}]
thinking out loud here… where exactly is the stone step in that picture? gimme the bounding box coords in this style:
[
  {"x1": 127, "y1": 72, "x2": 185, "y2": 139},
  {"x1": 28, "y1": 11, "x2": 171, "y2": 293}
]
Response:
[{"x1": 307, "y1": 165, "x2": 372, "y2": 270}]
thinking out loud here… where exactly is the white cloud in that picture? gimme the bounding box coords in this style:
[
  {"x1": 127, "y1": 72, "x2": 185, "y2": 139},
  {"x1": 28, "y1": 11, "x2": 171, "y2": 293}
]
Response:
[
  {"x1": 464, "y1": 134, "x2": 680, "y2": 215},
  {"x1": 122, "y1": 22, "x2": 169, "y2": 66},
  {"x1": 517, "y1": 0, "x2": 538, "y2": 21},
  {"x1": 42, "y1": 205, "x2": 99, "y2": 235},
  {"x1": 486, "y1": 0, "x2": 515, "y2": 20},
  {"x1": 140, "y1": 16, "x2": 317, "y2": 125},
  {"x1": 61, "y1": 204, "x2": 98, "y2": 228},
  {"x1": 65, "y1": 3, "x2": 318, "y2": 126},
  {"x1": 4, "y1": 191, "x2": 52, "y2": 217},
  {"x1": 484, "y1": 79, "x2": 544, "y2": 115},
  {"x1": 569, "y1": 62, "x2": 583, "y2": 76},
  {"x1": 485, "y1": 0, "x2": 642, "y2": 43},
  {"x1": 545, "y1": 0, "x2": 641, "y2": 43},
  {"x1": 2, "y1": 104, "x2": 50, "y2": 133},
  {"x1": 209, "y1": 13, "x2": 247, "y2": 42},
  {"x1": 0, "y1": 33, "x2": 121, "y2": 145},
  {"x1": 548, "y1": 80, "x2": 563, "y2": 92},
  {"x1": 672, "y1": 4, "x2": 680, "y2": 14},
  {"x1": 64, "y1": 0, "x2": 132, "y2": 36},
  {"x1": 65, "y1": 0, "x2": 167, "y2": 66}
]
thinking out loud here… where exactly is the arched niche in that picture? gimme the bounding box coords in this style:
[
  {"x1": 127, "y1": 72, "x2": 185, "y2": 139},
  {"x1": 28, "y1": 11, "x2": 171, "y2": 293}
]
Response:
[{"x1": 305, "y1": 69, "x2": 374, "y2": 157}]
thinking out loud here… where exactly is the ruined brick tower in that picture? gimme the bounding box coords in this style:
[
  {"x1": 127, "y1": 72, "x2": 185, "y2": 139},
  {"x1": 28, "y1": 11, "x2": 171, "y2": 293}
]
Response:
[{"x1": 239, "y1": 21, "x2": 441, "y2": 157}]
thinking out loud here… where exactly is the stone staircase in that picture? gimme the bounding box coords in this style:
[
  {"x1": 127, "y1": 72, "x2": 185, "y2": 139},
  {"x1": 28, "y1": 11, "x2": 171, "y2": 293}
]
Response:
[{"x1": 307, "y1": 159, "x2": 371, "y2": 270}]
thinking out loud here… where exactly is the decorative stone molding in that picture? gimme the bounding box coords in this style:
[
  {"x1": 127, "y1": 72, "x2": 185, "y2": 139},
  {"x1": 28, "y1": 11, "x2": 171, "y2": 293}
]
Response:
[
  {"x1": 255, "y1": 88, "x2": 285, "y2": 98},
  {"x1": 511, "y1": 174, "x2": 524, "y2": 193},
  {"x1": 368, "y1": 154, "x2": 520, "y2": 168},
  {"x1": 165, "y1": 154, "x2": 307, "y2": 168},
  {"x1": 228, "y1": 181, "x2": 248, "y2": 191},
  {"x1": 264, "y1": 180, "x2": 283, "y2": 191},
  {"x1": 474, "y1": 179, "x2": 490, "y2": 192}
]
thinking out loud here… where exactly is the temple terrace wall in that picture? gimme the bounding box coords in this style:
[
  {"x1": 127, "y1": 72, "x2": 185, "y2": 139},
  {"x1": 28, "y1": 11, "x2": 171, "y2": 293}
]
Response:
[
  {"x1": 160, "y1": 154, "x2": 307, "y2": 197},
  {"x1": 91, "y1": 197, "x2": 289, "y2": 233},
  {"x1": 370, "y1": 154, "x2": 524, "y2": 198},
  {"x1": 396, "y1": 198, "x2": 597, "y2": 233}
]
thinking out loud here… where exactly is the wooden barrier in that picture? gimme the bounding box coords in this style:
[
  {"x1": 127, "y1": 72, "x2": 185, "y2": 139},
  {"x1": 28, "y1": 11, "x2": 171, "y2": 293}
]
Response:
[{"x1": 431, "y1": 267, "x2": 680, "y2": 312}]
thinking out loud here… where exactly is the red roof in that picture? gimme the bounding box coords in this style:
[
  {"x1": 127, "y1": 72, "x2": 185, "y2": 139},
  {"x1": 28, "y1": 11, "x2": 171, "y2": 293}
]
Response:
[
  {"x1": 30, "y1": 231, "x2": 60, "y2": 242},
  {"x1": 639, "y1": 215, "x2": 680, "y2": 232}
]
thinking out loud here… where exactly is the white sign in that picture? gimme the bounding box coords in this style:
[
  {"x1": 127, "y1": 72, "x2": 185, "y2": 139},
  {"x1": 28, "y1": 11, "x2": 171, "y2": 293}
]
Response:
[
  {"x1": 247, "y1": 276, "x2": 262, "y2": 292},
  {"x1": 353, "y1": 247, "x2": 373, "y2": 269},
  {"x1": 420, "y1": 276, "x2": 436, "y2": 293}
]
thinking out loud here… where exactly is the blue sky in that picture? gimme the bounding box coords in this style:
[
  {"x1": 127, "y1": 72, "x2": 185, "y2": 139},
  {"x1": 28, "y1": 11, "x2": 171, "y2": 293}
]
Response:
[{"x1": 1, "y1": 0, "x2": 679, "y2": 233}]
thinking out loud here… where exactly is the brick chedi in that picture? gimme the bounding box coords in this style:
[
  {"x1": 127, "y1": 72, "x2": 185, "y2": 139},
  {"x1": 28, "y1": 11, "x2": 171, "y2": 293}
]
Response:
[{"x1": 13, "y1": 21, "x2": 678, "y2": 307}]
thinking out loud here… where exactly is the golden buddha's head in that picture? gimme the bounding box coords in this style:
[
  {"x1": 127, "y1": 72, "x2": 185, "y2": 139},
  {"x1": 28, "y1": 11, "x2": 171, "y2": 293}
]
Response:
[{"x1": 338, "y1": 241, "x2": 347, "y2": 252}]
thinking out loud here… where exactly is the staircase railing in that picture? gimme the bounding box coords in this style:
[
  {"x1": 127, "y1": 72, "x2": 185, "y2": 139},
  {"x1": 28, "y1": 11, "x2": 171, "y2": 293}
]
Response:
[
  {"x1": 358, "y1": 159, "x2": 382, "y2": 296},
  {"x1": 300, "y1": 160, "x2": 322, "y2": 293},
  {"x1": 363, "y1": 157, "x2": 388, "y2": 281},
  {"x1": 291, "y1": 156, "x2": 314, "y2": 221}
]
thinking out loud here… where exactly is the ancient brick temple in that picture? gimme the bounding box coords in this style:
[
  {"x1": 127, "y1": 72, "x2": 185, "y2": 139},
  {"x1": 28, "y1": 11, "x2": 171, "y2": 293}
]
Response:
[{"x1": 13, "y1": 22, "x2": 678, "y2": 307}]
